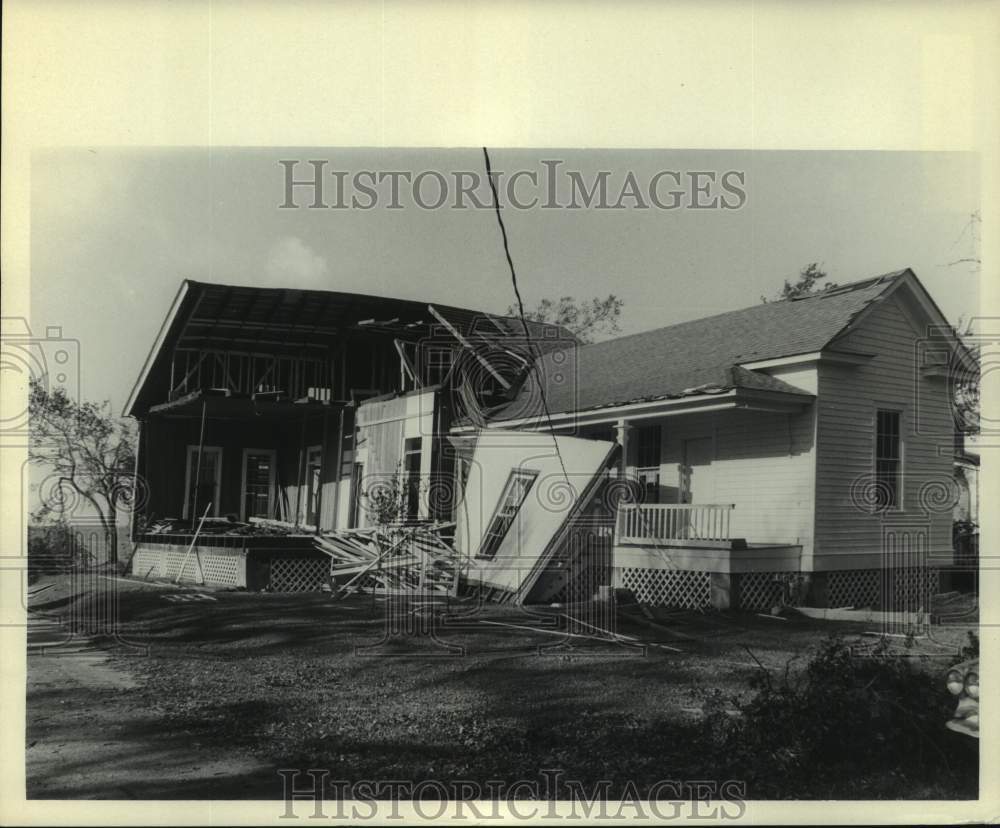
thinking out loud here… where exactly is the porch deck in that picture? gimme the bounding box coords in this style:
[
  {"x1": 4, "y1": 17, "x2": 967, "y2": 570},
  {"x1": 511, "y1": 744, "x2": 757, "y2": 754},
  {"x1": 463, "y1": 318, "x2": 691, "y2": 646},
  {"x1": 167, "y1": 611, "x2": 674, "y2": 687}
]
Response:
[
  {"x1": 613, "y1": 502, "x2": 802, "y2": 575},
  {"x1": 130, "y1": 531, "x2": 326, "y2": 591},
  {"x1": 616, "y1": 502, "x2": 736, "y2": 547}
]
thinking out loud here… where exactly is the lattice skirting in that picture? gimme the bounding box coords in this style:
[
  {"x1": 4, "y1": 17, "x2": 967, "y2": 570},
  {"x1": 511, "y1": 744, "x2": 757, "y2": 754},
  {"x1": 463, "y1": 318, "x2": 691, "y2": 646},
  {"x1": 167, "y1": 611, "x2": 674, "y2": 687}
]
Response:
[
  {"x1": 619, "y1": 567, "x2": 712, "y2": 609},
  {"x1": 546, "y1": 559, "x2": 608, "y2": 606},
  {"x1": 268, "y1": 555, "x2": 330, "y2": 592},
  {"x1": 130, "y1": 545, "x2": 246, "y2": 588},
  {"x1": 737, "y1": 572, "x2": 796, "y2": 611},
  {"x1": 825, "y1": 567, "x2": 940, "y2": 611}
]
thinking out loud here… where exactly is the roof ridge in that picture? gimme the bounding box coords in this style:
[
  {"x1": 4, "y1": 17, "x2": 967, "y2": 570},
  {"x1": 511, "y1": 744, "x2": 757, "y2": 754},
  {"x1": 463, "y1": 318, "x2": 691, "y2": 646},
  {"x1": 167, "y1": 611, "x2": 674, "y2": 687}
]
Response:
[
  {"x1": 534, "y1": 268, "x2": 908, "y2": 357},
  {"x1": 788, "y1": 269, "x2": 907, "y2": 300}
]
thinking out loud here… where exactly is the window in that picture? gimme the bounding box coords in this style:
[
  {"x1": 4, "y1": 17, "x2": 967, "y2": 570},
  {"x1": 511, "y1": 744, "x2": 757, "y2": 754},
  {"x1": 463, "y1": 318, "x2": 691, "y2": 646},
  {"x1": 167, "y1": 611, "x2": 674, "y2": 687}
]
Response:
[
  {"x1": 184, "y1": 446, "x2": 223, "y2": 519},
  {"x1": 875, "y1": 409, "x2": 902, "y2": 510},
  {"x1": 305, "y1": 446, "x2": 323, "y2": 525},
  {"x1": 425, "y1": 345, "x2": 454, "y2": 386},
  {"x1": 477, "y1": 469, "x2": 539, "y2": 560},
  {"x1": 348, "y1": 463, "x2": 364, "y2": 528},
  {"x1": 402, "y1": 437, "x2": 422, "y2": 521}
]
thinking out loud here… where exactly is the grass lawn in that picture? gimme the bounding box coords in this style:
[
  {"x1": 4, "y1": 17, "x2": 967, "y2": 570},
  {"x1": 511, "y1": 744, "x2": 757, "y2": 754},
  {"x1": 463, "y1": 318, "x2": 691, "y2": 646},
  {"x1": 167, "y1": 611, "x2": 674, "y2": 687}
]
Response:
[{"x1": 26, "y1": 575, "x2": 979, "y2": 800}]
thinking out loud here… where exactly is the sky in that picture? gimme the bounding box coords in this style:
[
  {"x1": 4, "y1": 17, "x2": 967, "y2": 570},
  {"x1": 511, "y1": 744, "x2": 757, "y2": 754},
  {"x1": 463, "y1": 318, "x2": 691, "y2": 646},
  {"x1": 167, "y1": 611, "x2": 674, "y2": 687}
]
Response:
[{"x1": 30, "y1": 148, "x2": 980, "y2": 414}]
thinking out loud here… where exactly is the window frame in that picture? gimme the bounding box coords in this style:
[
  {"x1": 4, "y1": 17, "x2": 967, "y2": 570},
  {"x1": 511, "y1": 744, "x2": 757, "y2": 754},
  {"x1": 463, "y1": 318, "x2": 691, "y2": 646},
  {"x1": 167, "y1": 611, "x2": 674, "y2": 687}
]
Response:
[
  {"x1": 183, "y1": 445, "x2": 223, "y2": 519},
  {"x1": 476, "y1": 468, "x2": 540, "y2": 561},
  {"x1": 402, "y1": 436, "x2": 423, "y2": 521},
  {"x1": 304, "y1": 444, "x2": 323, "y2": 526},
  {"x1": 873, "y1": 407, "x2": 903, "y2": 512}
]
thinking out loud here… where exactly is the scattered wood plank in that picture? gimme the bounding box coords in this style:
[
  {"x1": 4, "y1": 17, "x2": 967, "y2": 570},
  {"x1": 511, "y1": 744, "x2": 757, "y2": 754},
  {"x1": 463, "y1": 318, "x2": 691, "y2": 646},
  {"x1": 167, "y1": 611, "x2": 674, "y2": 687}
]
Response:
[{"x1": 794, "y1": 606, "x2": 930, "y2": 626}]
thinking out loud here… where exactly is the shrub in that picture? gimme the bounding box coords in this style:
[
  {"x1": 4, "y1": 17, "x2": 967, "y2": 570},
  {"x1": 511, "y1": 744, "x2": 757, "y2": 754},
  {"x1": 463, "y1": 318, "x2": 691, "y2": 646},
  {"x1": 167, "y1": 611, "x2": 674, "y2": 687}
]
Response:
[
  {"x1": 957, "y1": 630, "x2": 979, "y2": 662},
  {"x1": 27, "y1": 522, "x2": 86, "y2": 582},
  {"x1": 704, "y1": 635, "x2": 976, "y2": 798}
]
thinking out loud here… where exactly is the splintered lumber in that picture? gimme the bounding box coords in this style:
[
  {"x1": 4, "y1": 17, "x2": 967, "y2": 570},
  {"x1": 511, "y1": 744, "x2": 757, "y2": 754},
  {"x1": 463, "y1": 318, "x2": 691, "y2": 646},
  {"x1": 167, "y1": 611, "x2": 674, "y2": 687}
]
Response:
[
  {"x1": 313, "y1": 536, "x2": 372, "y2": 562},
  {"x1": 332, "y1": 556, "x2": 422, "y2": 576},
  {"x1": 335, "y1": 532, "x2": 416, "y2": 596},
  {"x1": 316, "y1": 523, "x2": 466, "y2": 598},
  {"x1": 477, "y1": 619, "x2": 646, "y2": 648},
  {"x1": 249, "y1": 516, "x2": 296, "y2": 530}
]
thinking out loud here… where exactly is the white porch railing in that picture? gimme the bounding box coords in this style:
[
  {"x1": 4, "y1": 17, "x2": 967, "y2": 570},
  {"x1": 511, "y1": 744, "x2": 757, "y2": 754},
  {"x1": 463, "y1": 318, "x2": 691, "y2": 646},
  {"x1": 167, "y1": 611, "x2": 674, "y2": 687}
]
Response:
[{"x1": 616, "y1": 503, "x2": 735, "y2": 545}]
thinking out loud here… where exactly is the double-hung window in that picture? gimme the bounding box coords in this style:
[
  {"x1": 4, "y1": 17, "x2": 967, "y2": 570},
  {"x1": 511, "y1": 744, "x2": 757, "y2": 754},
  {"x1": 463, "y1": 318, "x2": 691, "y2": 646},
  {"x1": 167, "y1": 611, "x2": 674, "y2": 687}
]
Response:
[{"x1": 874, "y1": 409, "x2": 902, "y2": 510}]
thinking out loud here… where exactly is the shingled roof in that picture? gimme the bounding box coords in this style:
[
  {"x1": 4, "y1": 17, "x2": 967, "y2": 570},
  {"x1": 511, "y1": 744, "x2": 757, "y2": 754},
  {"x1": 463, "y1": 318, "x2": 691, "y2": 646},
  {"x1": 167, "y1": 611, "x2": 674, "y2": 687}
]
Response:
[{"x1": 491, "y1": 269, "x2": 911, "y2": 419}]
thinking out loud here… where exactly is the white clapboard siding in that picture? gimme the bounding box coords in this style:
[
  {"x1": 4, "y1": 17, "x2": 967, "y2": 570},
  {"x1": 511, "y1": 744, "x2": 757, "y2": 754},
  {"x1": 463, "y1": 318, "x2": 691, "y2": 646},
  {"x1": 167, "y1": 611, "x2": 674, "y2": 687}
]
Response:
[
  {"x1": 814, "y1": 294, "x2": 954, "y2": 568},
  {"x1": 656, "y1": 404, "x2": 817, "y2": 558}
]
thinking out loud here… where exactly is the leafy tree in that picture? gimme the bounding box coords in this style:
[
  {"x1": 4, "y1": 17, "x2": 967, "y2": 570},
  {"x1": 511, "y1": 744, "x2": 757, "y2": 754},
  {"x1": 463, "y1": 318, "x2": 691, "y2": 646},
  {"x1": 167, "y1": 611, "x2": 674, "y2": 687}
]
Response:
[
  {"x1": 360, "y1": 463, "x2": 408, "y2": 527},
  {"x1": 29, "y1": 378, "x2": 136, "y2": 566},
  {"x1": 764, "y1": 262, "x2": 838, "y2": 302},
  {"x1": 507, "y1": 294, "x2": 623, "y2": 344}
]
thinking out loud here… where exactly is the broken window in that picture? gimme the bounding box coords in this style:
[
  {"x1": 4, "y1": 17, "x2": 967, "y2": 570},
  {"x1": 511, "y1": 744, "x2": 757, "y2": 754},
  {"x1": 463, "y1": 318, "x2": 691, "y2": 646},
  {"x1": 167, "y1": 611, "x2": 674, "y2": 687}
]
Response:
[
  {"x1": 477, "y1": 469, "x2": 539, "y2": 560},
  {"x1": 875, "y1": 409, "x2": 902, "y2": 510}
]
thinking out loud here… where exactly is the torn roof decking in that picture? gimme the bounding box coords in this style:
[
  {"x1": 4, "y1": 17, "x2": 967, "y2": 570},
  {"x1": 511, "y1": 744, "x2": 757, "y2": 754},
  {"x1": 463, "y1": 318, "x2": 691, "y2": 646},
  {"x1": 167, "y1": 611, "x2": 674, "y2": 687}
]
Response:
[
  {"x1": 147, "y1": 389, "x2": 346, "y2": 419},
  {"x1": 125, "y1": 279, "x2": 576, "y2": 417},
  {"x1": 487, "y1": 268, "x2": 971, "y2": 422}
]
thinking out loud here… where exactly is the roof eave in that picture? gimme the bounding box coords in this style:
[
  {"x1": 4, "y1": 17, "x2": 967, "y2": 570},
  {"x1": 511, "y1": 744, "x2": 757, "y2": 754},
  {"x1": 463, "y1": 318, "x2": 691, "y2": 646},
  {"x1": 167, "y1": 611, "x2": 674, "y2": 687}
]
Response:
[
  {"x1": 453, "y1": 385, "x2": 813, "y2": 433},
  {"x1": 827, "y1": 268, "x2": 977, "y2": 372},
  {"x1": 123, "y1": 279, "x2": 195, "y2": 418}
]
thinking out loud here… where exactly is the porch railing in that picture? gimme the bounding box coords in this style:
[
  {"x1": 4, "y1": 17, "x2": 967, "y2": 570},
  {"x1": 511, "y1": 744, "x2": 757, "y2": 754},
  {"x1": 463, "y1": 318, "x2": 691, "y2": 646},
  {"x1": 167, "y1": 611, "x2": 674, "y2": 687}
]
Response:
[{"x1": 616, "y1": 503, "x2": 735, "y2": 545}]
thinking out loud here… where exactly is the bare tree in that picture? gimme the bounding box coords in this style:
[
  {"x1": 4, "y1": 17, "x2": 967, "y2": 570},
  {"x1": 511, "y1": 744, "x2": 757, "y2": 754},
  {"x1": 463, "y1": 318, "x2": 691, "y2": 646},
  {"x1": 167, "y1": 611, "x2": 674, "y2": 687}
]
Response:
[
  {"x1": 940, "y1": 211, "x2": 982, "y2": 433},
  {"x1": 29, "y1": 378, "x2": 137, "y2": 565},
  {"x1": 944, "y1": 210, "x2": 982, "y2": 271},
  {"x1": 508, "y1": 294, "x2": 624, "y2": 343}
]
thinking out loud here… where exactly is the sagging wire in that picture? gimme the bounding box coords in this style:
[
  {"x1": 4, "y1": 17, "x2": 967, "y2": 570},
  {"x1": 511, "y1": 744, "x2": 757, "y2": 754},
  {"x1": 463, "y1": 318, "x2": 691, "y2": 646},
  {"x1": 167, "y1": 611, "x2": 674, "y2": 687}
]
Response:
[{"x1": 482, "y1": 146, "x2": 571, "y2": 487}]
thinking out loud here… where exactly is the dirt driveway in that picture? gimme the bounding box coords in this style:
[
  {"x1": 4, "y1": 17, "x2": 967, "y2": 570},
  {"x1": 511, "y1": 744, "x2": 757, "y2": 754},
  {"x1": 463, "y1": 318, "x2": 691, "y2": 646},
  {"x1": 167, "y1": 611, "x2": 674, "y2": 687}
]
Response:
[{"x1": 25, "y1": 575, "x2": 978, "y2": 800}]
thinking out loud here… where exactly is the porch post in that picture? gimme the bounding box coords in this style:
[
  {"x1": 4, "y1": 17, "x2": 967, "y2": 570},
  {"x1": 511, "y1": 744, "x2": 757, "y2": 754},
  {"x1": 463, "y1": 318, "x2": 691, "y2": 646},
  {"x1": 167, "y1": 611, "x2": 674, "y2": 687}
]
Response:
[
  {"x1": 614, "y1": 418, "x2": 632, "y2": 480},
  {"x1": 313, "y1": 405, "x2": 331, "y2": 534},
  {"x1": 329, "y1": 405, "x2": 347, "y2": 530},
  {"x1": 293, "y1": 409, "x2": 307, "y2": 528},
  {"x1": 191, "y1": 399, "x2": 207, "y2": 529},
  {"x1": 130, "y1": 418, "x2": 145, "y2": 544}
]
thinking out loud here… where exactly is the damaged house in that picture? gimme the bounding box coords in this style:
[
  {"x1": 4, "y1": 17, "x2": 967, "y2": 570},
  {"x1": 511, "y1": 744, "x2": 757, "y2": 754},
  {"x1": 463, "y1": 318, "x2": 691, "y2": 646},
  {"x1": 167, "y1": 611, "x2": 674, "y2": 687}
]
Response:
[
  {"x1": 124, "y1": 279, "x2": 572, "y2": 590},
  {"x1": 127, "y1": 269, "x2": 974, "y2": 612}
]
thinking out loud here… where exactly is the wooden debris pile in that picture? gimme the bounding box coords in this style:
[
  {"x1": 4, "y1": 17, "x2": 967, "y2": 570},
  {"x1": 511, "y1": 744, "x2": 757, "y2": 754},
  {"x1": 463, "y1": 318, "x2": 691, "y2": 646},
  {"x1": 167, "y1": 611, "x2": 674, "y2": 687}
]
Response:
[
  {"x1": 141, "y1": 516, "x2": 304, "y2": 537},
  {"x1": 315, "y1": 523, "x2": 465, "y2": 597}
]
